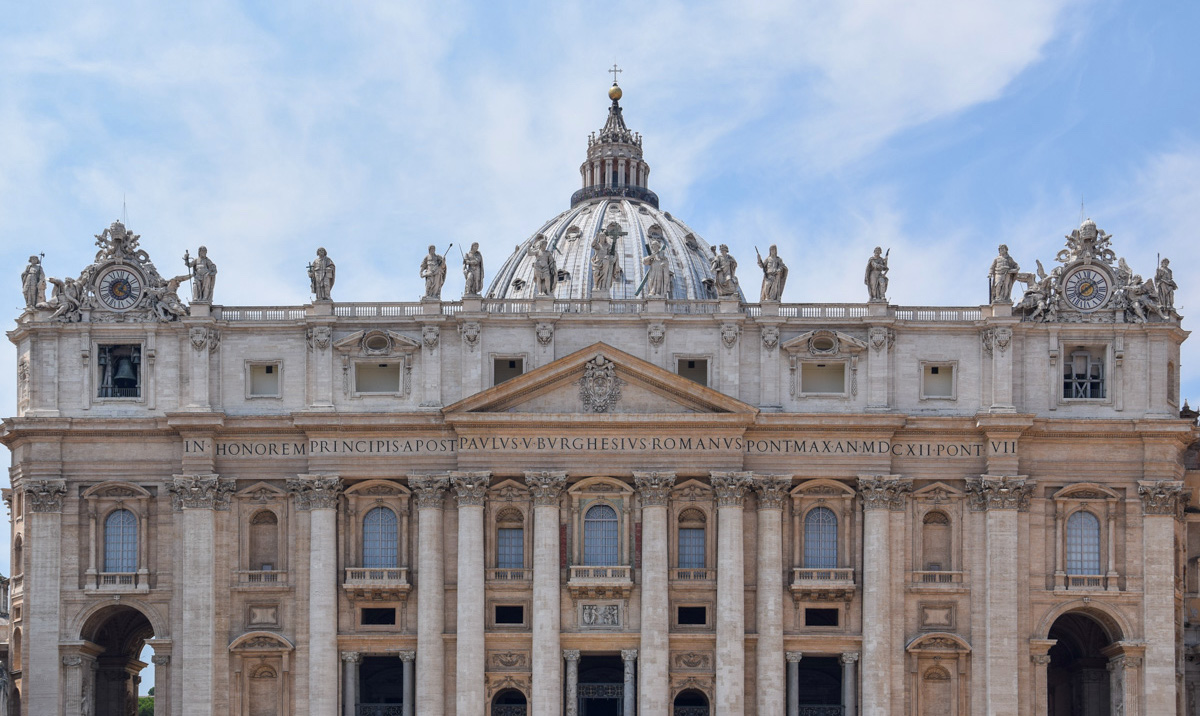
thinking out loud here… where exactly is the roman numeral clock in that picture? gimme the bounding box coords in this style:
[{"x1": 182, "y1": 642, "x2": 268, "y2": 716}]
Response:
[
  {"x1": 96, "y1": 266, "x2": 145, "y2": 310},
  {"x1": 1062, "y1": 266, "x2": 1111, "y2": 311}
]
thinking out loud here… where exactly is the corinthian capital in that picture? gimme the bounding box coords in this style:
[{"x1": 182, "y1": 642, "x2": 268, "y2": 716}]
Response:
[
  {"x1": 710, "y1": 471, "x2": 754, "y2": 507},
  {"x1": 170, "y1": 474, "x2": 235, "y2": 511},
  {"x1": 1137, "y1": 480, "x2": 1187, "y2": 519},
  {"x1": 287, "y1": 475, "x2": 343, "y2": 511},
  {"x1": 451, "y1": 471, "x2": 492, "y2": 507},
  {"x1": 633, "y1": 471, "x2": 676, "y2": 507},
  {"x1": 25, "y1": 479, "x2": 68, "y2": 513},
  {"x1": 965, "y1": 475, "x2": 1034, "y2": 511},
  {"x1": 753, "y1": 474, "x2": 793, "y2": 510},
  {"x1": 524, "y1": 471, "x2": 567, "y2": 506},
  {"x1": 857, "y1": 475, "x2": 912, "y2": 511},
  {"x1": 409, "y1": 474, "x2": 450, "y2": 509}
]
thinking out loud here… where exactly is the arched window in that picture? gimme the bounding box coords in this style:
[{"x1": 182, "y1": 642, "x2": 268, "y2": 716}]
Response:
[
  {"x1": 921, "y1": 511, "x2": 952, "y2": 571},
  {"x1": 677, "y1": 508, "x2": 706, "y2": 569},
  {"x1": 583, "y1": 504, "x2": 619, "y2": 566},
  {"x1": 249, "y1": 510, "x2": 279, "y2": 571},
  {"x1": 363, "y1": 507, "x2": 398, "y2": 569},
  {"x1": 496, "y1": 508, "x2": 525, "y2": 570},
  {"x1": 803, "y1": 507, "x2": 838, "y2": 569},
  {"x1": 1066, "y1": 510, "x2": 1101, "y2": 575},
  {"x1": 104, "y1": 509, "x2": 138, "y2": 573}
]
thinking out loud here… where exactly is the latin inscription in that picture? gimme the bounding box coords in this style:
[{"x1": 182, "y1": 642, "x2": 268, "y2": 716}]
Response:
[{"x1": 187, "y1": 436, "x2": 1014, "y2": 459}]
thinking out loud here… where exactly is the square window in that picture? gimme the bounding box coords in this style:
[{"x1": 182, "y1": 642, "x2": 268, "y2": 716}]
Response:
[
  {"x1": 801, "y1": 362, "x2": 845, "y2": 395},
  {"x1": 361, "y1": 608, "x2": 396, "y2": 625},
  {"x1": 495, "y1": 605, "x2": 525, "y2": 625},
  {"x1": 1062, "y1": 346, "x2": 1106, "y2": 400},
  {"x1": 356, "y1": 363, "x2": 401, "y2": 393},
  {"x1": 677, "y1": 358, "x2": 708, "y2": 386},
  {"x1": 921, "y1": 362, "x2": 955, "y2": 399},
  {"x1": 494, "y1": 358, "x2": 524, "y2": 385},
  {"x1": 248, "y1": 362, "x2": 281, "y2": 397},
  {"x1": 677, "y1": 606, "x2": 707, "y2": 625},
  {"x1": 805, "y1": 608, "x2": 839, "y2": 627}
]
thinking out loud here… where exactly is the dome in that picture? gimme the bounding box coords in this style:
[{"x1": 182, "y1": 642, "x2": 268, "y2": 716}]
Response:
[{"x1": 487, "y1": 81, "x2": 744, "y2": 302}]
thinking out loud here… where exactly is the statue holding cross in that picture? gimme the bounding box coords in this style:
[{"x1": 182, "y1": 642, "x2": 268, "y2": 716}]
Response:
[{"x1": 591, "y1": 222, "x2": 625, "y2": 291}]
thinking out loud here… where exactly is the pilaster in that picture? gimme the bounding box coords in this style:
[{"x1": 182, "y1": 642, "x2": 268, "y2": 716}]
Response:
[
  {"x1": 1137, "y1": 480, "x2": 1184, "y2": 714},
  {"x1": 866, "y1": 325, "x2": 893, "y2": 411},
  {"x1": 24, "y1": 479, "x2": 66, "y2": 716}
]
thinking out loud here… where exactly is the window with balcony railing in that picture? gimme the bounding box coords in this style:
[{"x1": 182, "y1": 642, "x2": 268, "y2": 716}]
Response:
[{"x1": 803, "y1": 507, "x2": 838, "y2": 569}]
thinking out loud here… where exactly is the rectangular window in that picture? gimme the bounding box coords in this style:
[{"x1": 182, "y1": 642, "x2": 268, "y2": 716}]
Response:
[
  {"x1": 801, "y1": 362, "x2": 846, "y2": 395},
  {"x1": 356, "y1": 363, "x2": 401, "y2": 393},
  {"x1": 677, "y1": 606, "x2": 707, "y2": 625},
  {"x1": 97, "y1": 344, "x2": 141, "y2": 398},
  {"x1": 805, "y1": 608, "x2": 839, "y2": 627},
  {"x1": 921, "y1": 363, "x2": 955, "y2": 399},
  {"x1": 677, "y1": 358, "x2": 708, "y2": 386},
  {"x1": 248, "y1": 362, "x2": 281, "y2": 397},
  {"x1": 497, "y1": 527, "x2": 524, "y2": 569},
  {"x1": 361, "y1": 608, "x2": 396, "y2": 625},
  {"x1": 495, "y1": 605, "x2": 525, "y2": 625},
  {"x1": 678, "y1": 528, "x2": 705, "y2": 569},
  {"x1": 1063, "y1": 347, "x2": 1106, "y2": 399},
  {"x1": 494, "y1": 358, "x2": 524, "y2": 385}
]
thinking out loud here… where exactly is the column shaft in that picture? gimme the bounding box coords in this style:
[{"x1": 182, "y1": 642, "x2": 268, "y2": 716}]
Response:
[
  {"x1": 531, "y1": 501, "x2": 563, "y2": 716},
  {"x1": 181, "y1": 506, "x2": 216, "y2": 716},
  {"x1": 755, "y1": 483, "x2": 787, "y2": 716},
  {"x1": 416, "y1": 502, "x2": 446, "y2": 715},
  {"x1": 985, "y1": 509, "x2": 1019, "y2": 716},
  {"x1": 400, "y1": 652, "x2": 416, "y2": 716},
  {"x1": 565, "y1": 651, "x2": 580, "y2": 716},
  {"x1": 861, "y1": 506, "x2": 891, "y2": 715},
  {"x1": 26, "y1": 496, "x2": 64, "y2": 715},
  {"x1": 454, "y1": 471, "x2": 489, "y2": 716},
  {"x1": 841, "y1": 653, "x2": 859, "y2": 716},
  {"x1": 714, "y1": 473, "x2": 748, "y2": 716},
  {"x1": 1143, "y1": 513, "x2": 1178, "y2": 713},
  {"x1": 309, "y1": 507, "x2": 339, "y2": 715},
  {"x1": 342, "y1": 653, "x2": 360, "y2": 716},
  {"x1": 786, "y1": 654, "x2": 801, "y2": 716},
  {"x1": 635, "y1": 471, "x2": 674, "y2": 716},
  {"x1": 151, "y1": 655, "x2": 171, "y2": 716},
  {"x1": 621, "y1": 650, "x2": 637, "y2": 716}
]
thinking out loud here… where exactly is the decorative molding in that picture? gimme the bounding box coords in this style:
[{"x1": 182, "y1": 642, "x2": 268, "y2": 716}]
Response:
[
  {"x1": 633, "y1": 471, "x2": 676, "y2": 507},
  {"x1": 409, "y1": 474, "x2": 450, "y2": 509},
  {"x1": 25, "y1": 479, "x2": 68, "y2": 513},
  {"x1": 341, "y1": 652, "x2": 362, "y2": 663},
  {"x1": 451, "y1": 471, "x2": 491, "y2": 507},
  {"x1": 786, "y1": 651, "x2": 803, "y2": 663},
  {"x1": 720, "y1": 323, "x2": 740, "y2": 349},
  {"x1": 307, "y1": 326, "x2": 332, "y2": 351},
  {"x1": 422, "y1": 325, "x2": 440, "y2": 349},
  {"x1": 151, "y1": 655, "x2": 171, "y2": 666},
  {"x1": 621, "y1": 649, "x2": 639, "y2": 662},
  {"x1": 754, "y1": 474, "x2": 792, "y2": 509},
  {"x1": 398, "y1": 651, "x2": 416, "y2": 662},
  {"x1": 169, "y1": 474, "x2": 235, "y2": 511},
  {"x1": 286, "y1": 475, "x2": 343, "y2": 511},
  {"x1": 459, "y1": 321, "x2": 481, "y2": 351},
  {"x1": 1137, "y1": 480, "x2": 1187, "y2": 519},
  {"x1": 840, "y1": 652, "x2": 860, "y2": 665},
  {"x1": 672, "y1": 651, "x2": 712, "y2": 671},
  {"x1": 857, "y1": 475, "x2": 912, "y2": 511},
  {"x1": 647, "y1": 322, "x2": 665, "y2": 347},
  {"x1": 710, "y1": 471, "x2": 753, "y2": 507},
  {"x1": 981, "y1": 326, "x2": 1013, "y2": 356},
  {"x1": 761, "y1": 325, "x2": 780, "y2": 351},
  {"x1": 524, "y1": 471, "x2": 567, "y2": 506},
  {"x1": 62, "y1": 655, "x2": 83, "y2": 667},
  {"x1": 536, "y1": 322, "x2": 554, "y2": 346},
  {"x1": 868, "y1": 326, "x2": 894, "y2": 352},
  {"x1": 577, "y1": 353, "x2": 623, "y2": 413},
  {"x1": 965, "y1": 475, "x2": 1034, "y2": 511}
]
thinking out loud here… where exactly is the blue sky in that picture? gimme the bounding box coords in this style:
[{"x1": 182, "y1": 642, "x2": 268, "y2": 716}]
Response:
[{"x1": 2, "y1": 0, "x2": 1199, "y2": 573}]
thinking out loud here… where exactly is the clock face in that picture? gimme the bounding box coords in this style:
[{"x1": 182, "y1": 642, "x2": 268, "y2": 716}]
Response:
[
  {"x1": 1063, "y1": 267, "x2": 1110, "y2": 312},
  {"x1": 97, "y1": 267, "x2": 144, "y2": 310}
]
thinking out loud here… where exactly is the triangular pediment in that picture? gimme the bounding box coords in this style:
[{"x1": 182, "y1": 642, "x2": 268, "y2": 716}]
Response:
[{"x1": 444, "y1": 342, "x2": 757, "y2": 418}]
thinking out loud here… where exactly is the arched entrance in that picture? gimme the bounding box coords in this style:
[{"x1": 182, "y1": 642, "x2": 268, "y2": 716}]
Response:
[
  {"x1": 492, "y1": 687, "x2": 527, "y2": 716},
  {"x1": 673, "y1": 688, "x2": 710, "y2": 716},
  {"x1": 1047, "y1": 612, "x2": 1113, "y2": 716},
  {"x1": 80, "y1": 605, "x2": 155, "y2": 716}
]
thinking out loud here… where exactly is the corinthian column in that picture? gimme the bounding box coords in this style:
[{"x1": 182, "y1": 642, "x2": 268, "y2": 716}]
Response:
[
  {"x1": 23, "y1": 480, "x2": 67, "y2": 716},
  {"x1": 410, "y1": 474, "x2": 450, "y2": 715},
  {"x1": 288, "y1": 474, "x2": 344, "y2": 716},
  {"x1": 857, "y1": 475, "x2": 912, "y2": 716},
  {"x1": 526, "y1": 471, "x2": 567, "y2": 716},
  {"x1": 966, "y1": 475, "x2": 1034, "y2": 716},
  {"x1": 621, "y1": 649, "x2": 638, "y2": 716},
  {"x1": 712, "y1": 471, "x2": 753, "y2": 716},
  {"x1": 1138, "y1": 480, "x2": 1184, "y2": 714},
  {"x1": 452, "y1": 471, "x2": 491, "y2": 716},
  {"x1": 634, "y1": 470, "x2": 675, "y2": 716},
  {"x1": 170, "y1": 474, "x2": 235, "y2": 716},
  {"x1": 754, "y1": 475, "x2": 792, "y2": 716}
]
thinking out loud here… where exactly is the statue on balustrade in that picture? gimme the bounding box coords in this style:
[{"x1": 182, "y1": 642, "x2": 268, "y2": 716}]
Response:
[
  {"x1": 420, "y1": 245, "x2": 448, "y2": 299},
  {"x1": 1155, "y1": 258, "x2": 1177, "y2": 313},
  {"x1": 21, "y1": 255, "x2": 45, "y2": 309},
  {"x1": 988, "y1": 244, "x2": 1020, "y2": 303},
  {"x1": 864, "y1": 246, "x2": 889, "y2": 302},
  {"x1": 709, "y1": 244, "x2": 739, "y2": 298},
  {"x1": 183, "y1": 245, "x2": 218, "y2": 302},
  {"x1": 591, "y1": 223, "x2": 625, "y2": 291},
  {"x1": 532, "y1": 235, "x2": 558, "y2": 295},
  {"x1": 462, "y1": 242, "x2": 484, "y2": 297},
  {"x1": 757, "y1": 244, "x2": 788, "y2": 302},
  {"x1": 641, "y1": 239, "x2": 673, "y2": 297},
  {"x1": 308, "y1": 247, "x2": 336, "y2": 301}
]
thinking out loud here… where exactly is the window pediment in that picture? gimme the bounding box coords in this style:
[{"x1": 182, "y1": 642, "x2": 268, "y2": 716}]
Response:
[
  {"x1": 782, "y1": 330, "x2": 867, "y2": 358},
  {"x1": 229, "y1": 631, "x2": 295, "y2": 652}
]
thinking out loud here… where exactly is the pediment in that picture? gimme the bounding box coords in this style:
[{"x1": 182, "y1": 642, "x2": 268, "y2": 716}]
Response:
[
  {"x1": 782, "y1": 329, "x2": 867, "y2": 357},
  {"x1": 333, "y1": 329, "x2": 420, "y2": 356},
  {"x1": 444, "y1": 343, "x2": 758, "y2": 418}
]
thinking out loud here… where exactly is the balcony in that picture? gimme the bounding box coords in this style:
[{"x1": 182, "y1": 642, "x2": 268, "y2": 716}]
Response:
[
  {"x1": 86, "y1": 571, "x2": 150, "y2": 594},
  {"x1": 233, "y1": 570, "x2": 290, "y2": 589},
  {"x1": 1063, "y1": 574, "x2": 1118, "y2": 592},
  {"x1": 487, "y1": 568, "x2": 532, "y2": 585},
  {"x1": 568, "y1": 565, "x2": 634, "y2": 599},
  {"x1": 908, "y1": 570, "x2": 967, "y2": 594},
  {"x1": 670, "y1": 568, "x2": 716, "y2": 583},
  {"x1": 343, "y1": 567, "x2": 411, "y2": 601},
  {"x1": 790, "y1": 567, "x2": 855, "y2": 603}
]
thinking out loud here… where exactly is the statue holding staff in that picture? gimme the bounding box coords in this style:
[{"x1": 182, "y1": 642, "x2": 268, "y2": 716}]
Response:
[
  {"x1": 462, "y1": 242, "x2": 484, "y2": 297},
  {"x1": 183, "y1": 245, "x2": 218, "y2": 302},
  {"x1": 420, "y1": 244, "x2": 448, "y2": 299},
  {"x1": 865, "y1": 246, "x2": 889, "y2": 302},
  {"x1": 308, "y1": 247, "x2": 336, "y2": 300},
  {"x1": 757, "y1": 244, "x2": 788, "y2": 302},
  {"x1": 21, "y1": 254, "x2": 45, "y2": 309}
]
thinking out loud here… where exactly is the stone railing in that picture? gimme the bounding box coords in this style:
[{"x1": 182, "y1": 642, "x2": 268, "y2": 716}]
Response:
[
  {"x1": 790, "y1": 567, "x2": 855, "y2": 603},
  {"x1": 893, "y1": 306, "x2": 983, "y2": 321},
  {"x1": 487, "y1": 568, "x2": 532, "y2": 582},
  {"x1": 777, "y1": 304, "x2": 871, "y2": 319},
  {"x1": 568, "y1": 565, "x2": 634, "y2": 598},
  {"x1": 911, "y1": 570, "x2": 964, "y2": 584},
  {"x1": 215, "y1": 306, "x2": 307, "y2": 321},
  {"x1": 792, "y1": 567, "x2": 855, "y2": 584},
  {"x1": 343, "y1": 567, "x2": 411, "y2": 600},
  {"x1": 86, "y1": 571, "x2": 150, "y2": 593},
  {"x1": 796, "y1": 707, "x2": 843, "y2": 716},
  {"x1": 356, "y1": 706, "x2": 405, "y2": 716},
  {"x1": 234, "y1": 569, "x2": 288, "y2": 586},
  {"x1": 570, "y1": 183, "x2": 660, "y2": 208},
  {"x1": 570, "y1": 566, "x2": 632, "y2": 580},
  {"x1": 1066, "y1": 574, "x2": 1110, "y2": 590},
  {"x1": 670, "y1": 568, "x2": 716, "y2": 582}
]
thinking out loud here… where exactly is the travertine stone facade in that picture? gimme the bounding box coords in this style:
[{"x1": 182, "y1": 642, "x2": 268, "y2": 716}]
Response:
[{"x1": 3, "y1": 82, "x2": 1200, "y2": 716}]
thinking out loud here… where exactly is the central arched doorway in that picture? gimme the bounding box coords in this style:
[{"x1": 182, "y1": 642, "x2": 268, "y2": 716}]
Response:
[
  {"x1": 80, "y1": 604, "x2": 155, "y2": 716},
  {"x1": 1047, "y1": 612, "x2": 1113, "y2": 716},
  {"x1": 673, "y1": 688, "x2": 710, "y2": 715},
  {"x1": 491, "y1": 688, "x2": 527, "y2": 716}
]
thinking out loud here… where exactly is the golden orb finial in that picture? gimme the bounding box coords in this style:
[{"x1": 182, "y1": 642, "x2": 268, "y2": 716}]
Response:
[{"x1": 608, "y1": 83, "x2": 623, "y2": 101}]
